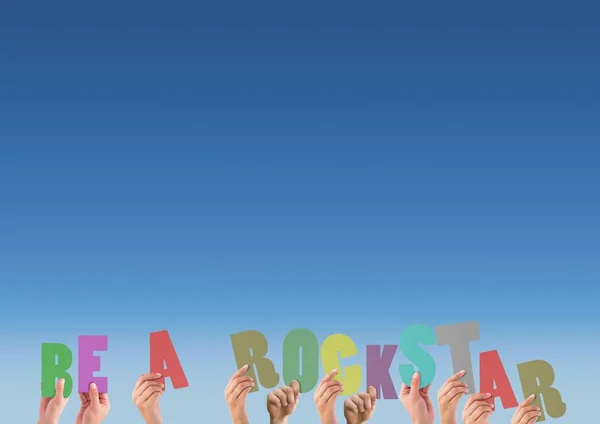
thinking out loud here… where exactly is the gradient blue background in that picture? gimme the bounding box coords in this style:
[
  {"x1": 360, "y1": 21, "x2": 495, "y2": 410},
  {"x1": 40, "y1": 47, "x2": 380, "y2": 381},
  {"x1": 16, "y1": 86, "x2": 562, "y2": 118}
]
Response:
[{"x1": 0, "y1": 0, "x2": 597, "y2": 422}]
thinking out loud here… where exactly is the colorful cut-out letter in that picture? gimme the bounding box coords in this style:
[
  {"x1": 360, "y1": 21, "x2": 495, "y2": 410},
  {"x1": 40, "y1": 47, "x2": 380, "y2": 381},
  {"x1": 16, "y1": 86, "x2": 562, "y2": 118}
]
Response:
[
  {"x1": 479, "y1": 350, "x2": 518, "y2": 409},
  {"x1": 78, "y1": 335, "x2": 108, "y2": 393},
  {"x1": 230, "y1": 330, "x2": 279, "y2": 392},
  {"x1": 436, "y1": 321, "x2": 480, "y2": 392},
  {"x1": 282, "y1": 329, "x2": 319, "y2": 393},
  {"x1": 366, "y1": 345, "x2": 398, "y2": 399},
  {"x1": 321, "y1": 334, "x2": 362, "y2": 395},
  {"x1": 41, "y1": 343, "x2": 74, "y2": 398},
  {"x1": 150, "y1": 330, "x2": 189, "y2": 389},
  {"x1": 517, "y1": 360, "x2": 567, "y2": 421},
  {"x1": 399, "y1": 324, "x2": 436, "y2": 388}
]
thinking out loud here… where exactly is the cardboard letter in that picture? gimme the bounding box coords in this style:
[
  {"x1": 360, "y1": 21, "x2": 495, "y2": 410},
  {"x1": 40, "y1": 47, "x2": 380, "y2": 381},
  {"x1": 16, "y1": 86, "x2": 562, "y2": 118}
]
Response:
[
  {"x1": 479, "y1": 350, "x2": 518, "y2": 409},
  {"x1": 41, "y1": 343, "x2": 73, "y2": 398},
  {"x1": 321, "y1": 334, "x2": 362, "y2": 395},
  {"x1": 436, "y1": 321, "x2": 480, "y2": 391},
  {"x1": 230, "y1": 330, "x2": 279, "y2": 391},
  {"x1": 517, "y1": 360, "x2": 567, "y2": 421},
  {"x1": 366, "y1": 345, "x2": 397, "y2": 399},
  {"x1": 78, "y1": 335, "x2": 108, "y2": 393},
  {"x1": 150, "y1": 330, "x2": 189, "y2": 389},
  {"x1": 282, "y1": 329, "x2": 319, "y2": 392},
  {"x1": 399, "y1": 324, "x2": 436, "y2": 388}
]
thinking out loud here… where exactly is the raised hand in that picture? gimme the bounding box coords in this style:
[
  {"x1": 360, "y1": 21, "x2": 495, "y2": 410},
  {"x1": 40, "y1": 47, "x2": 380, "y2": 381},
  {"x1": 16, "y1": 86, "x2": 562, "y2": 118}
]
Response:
[
  {"x1": 437, "y1": 370, "x2": 469, "y2": 424},
  {"x1": 38, "y1": 379, "x2": 69, "y2": 424},
  {"x1": 461, "y1": 393, "x2": 494, "y2": 424},
  {"x1": 399, "y1": 372, "x2": 435, "y2": 424},
  {"x1": 511, "y1": 394, "x2": 542, "y2": 424},
  {"x1": 76, "y1": 383, "x2": 111, "y2": 424},
  {"x1": 267, "y1": 380, "x2": 300, "y2": 424},
  {"x1": 225, "y1": 365, "x2": 255, "y2": 424},
  {"x1": 314, "y1": 369, "x2": 344, "y2": 424},
  {"x1": 343, "y1": 386, "x2": 377, "y2": 424},
  {"x1": 132, "y1": 373, "x2": 165, "y2": 424}
]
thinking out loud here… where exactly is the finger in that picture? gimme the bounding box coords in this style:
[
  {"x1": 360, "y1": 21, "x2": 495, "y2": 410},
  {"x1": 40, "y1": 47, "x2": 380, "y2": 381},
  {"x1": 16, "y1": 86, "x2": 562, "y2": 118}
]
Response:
[
  {"x1": 344, "y1": 398, "x2": 358, "y2": 413},
  {"x1": 446, "y1": 386, "x2": 469, "y2": 404},
  {"x1": 439, "y1": 380, "x2": 468, "y2": 399},
  {"x1": 522, "y1": 410, "x2": 542, "y2": 424},
  {"x1": 351, "y1": 394, "x2": 365, "y2": 412},
  {"x1": 358, "y1": 392, "x2": 372, "y2": 410},
  {"x1": 471, "y1": 404, "x2": 494, "y2": 421},
  {"x1": 321, "y1": 369, "x2": 339, "y2": 383},
  {"x1": 315, "y1": 379, "x2": 342, "y2": 399},
  {"x1": 526, "y1": 413, "x2": 541, "y2": 424},
  {"x1": 89, "y1": 383, "x2": 100, "y2": 408},
  {"x1": 465, "y1": 393, "x2": 492, "y2": 409},
  {"x1": 134, "y1": 381, "x2": 164, "y2": 398},
  {"x1": 226, "y1": 376, "x2": 253, "y2": 395},
  {"x1": 290, "y1": 380, "x2": 300, "y2": 402},
  {"x1": 367, "y1": 385, "x2": 377, "y2": 406},
  {"x1": 519, "y1": 394, "x2": 536, "y2": 408},
  {"x1": 54, "y1": 378, "x2": 66, "y2": 400},
  {"x1": 466, "y1": 399, "x2": 492, "y2": 416},
  {"x1": 139, "y1": 385, "x2": 163, "y2": 403},
  {"x1": 399, "y1": 383, "x2": 410, "y2": 397},
  {"x1": 447, "y1": 370, "x2": 467, "y2": 383},
  {"x1": 323, "y1": 384, "x2": 344, "y2": 404},
  {"x1": 226, "y1": 365, "x2": 250, "y2": 391},
  {"x1": 281, "y1": 386, "x2": 295, "y2": 405},
  {"x1": 135, "y1": 373, "x2": 162, "y2": 390},
  {"x1": 231, "y1": 381, "x2": 255, "y2": 400},
  {"x1": 514, "y1": 405, "x2": 541, "y2": 423},
  {"x1": 146, "y1": 390, "x2": 162, "y2": 405},
  {"x1": 267, "y1": 392, "x2": 282, "y2": 407},
  {"x1": 409, "y1": 372, "x2": 421, "y2": 397}
]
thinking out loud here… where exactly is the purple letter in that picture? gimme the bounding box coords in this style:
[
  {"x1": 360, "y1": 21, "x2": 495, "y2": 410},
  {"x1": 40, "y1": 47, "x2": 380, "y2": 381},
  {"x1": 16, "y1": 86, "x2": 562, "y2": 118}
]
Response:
[
  {"x1": 78, "y1": 335, "x2": 108, "y2": 393},
  {"x1": 367, "y1": 345, "x2": 397, "y2": 399}
]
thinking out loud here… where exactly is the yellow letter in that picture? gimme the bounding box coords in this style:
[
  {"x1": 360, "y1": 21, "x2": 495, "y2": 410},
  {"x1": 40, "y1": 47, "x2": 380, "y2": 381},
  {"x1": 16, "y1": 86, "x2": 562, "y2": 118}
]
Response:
[{"x1": 321, "y1": 334, "x2": 361, "y2": 395}]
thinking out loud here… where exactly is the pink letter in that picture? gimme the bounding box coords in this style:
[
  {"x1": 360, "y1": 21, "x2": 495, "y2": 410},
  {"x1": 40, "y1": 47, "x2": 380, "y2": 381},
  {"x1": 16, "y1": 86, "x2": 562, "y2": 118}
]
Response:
[{"x1": 78, "y1": 335, "x2": 108, "y2": 393}]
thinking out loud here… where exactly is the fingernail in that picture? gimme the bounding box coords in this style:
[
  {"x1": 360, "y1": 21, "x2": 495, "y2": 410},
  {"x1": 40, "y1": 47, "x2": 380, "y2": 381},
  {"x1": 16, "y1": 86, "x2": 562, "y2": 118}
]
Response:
[
  {"x1": 412, "y1": 372, "x2": 419, "y2": 378},
  {"x1": 249, "y1": 377, "x2": 254, "y2": 381},
  {"x1": 156, "y1": 373, "x2": 162, "y2": 377},
  {"x1": 484, "y1": 393, "x2": 491, "y2": 398},
  {"x1": 90, "y1": 383, "x2": 97, "y2": 390},
  {"x1": 537, "y1": 412, "x2": 541, "y2": 416},
  {"x1": 536, "y1": 407, "x2": 540, "y2": 411},
  {"x1": 332, "y1": 368, "x2": 337, "y2": 372},
  {"x1": 242, "y1": 364, "x2": 249, "y2": 369},
  {"x1": 529, "y1": 394, "x2": 536, "y2": 399},
  {"x1": 161, "y1": 384, "x2": 165, "y2": 388},
  {"x1": 251, "y1": 382, "x2": 255, "y2": 386},
  {"x1": 58, "y1": 378, "x2": 65, "y2": 385},
  {"x1": 459, "y1": 370, "x2": 466, "y2": 375}
]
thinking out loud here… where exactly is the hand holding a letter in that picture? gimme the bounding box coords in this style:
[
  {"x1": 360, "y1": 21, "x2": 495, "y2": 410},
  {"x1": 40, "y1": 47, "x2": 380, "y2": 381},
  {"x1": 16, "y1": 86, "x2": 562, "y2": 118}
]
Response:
[
  {"x1": 132, "y1": 373, "x2": 164, "y2": 424},
  {"x1": 461, "y1": 393, "x2": 494, "y2": 424},
  {"x1": 38, "y1": 378, "x2": 69, "y2": 424},
  {"x1": 266, "y1": 380, "x2": 300, "y2": 424},
  {"x1": 437, "y1": 371, "x2": 469, "y2": 424},
  {"x1": 225, "y1": 365, "x2": 255, "y2": 424},
  {"x1": 399, "y1": 372, "x2": 435, "y2": 424},
  {"x1": 314, "y1": 369, "x2": 344, "y2": 424}
]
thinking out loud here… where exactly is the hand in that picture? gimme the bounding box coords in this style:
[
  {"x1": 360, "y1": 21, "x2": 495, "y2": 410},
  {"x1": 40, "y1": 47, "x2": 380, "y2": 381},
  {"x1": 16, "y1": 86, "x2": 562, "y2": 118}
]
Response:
[
  {"x1": 437, "y1": 370, "x2": 469, "y2": 424},
  {"x1": 314, "y1": 369, "x2": 344, "y2": 424},
  {"x1": 343, "y1": 386, "x2": 377, "y2": 424},
  {"x1": 77, "y1": 383, "x2": 111, "y2": 424},
  {"x1": 511, "y1": 394, "x2": 542, "y2": 424},
  {"x1": 38, "y1": 378, "x2": 69, "y2": 424},
  {"x1": 225, "y1": 365, "x2": 255, "y2": 424},
  {"x1": 399, "y1": 372, "x2": 434, "y2": 424},
  {"x1": 267, "y1": 380, "x2": 300, "y2": 424},
  {"x1": 461, "y1": 393, "x2": 495, "y2": 424},
  {"x1": 132, "y1": 373, "x2": 165, "y2": 424}
]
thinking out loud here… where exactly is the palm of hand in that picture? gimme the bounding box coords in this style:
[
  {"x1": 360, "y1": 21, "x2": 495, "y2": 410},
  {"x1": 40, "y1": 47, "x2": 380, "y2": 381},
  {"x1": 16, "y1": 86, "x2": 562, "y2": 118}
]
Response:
[
  {"x1": 40, "y1": 398, "x2": 65, "y2": 423},
  {"x1": 77, "y1": 393, "x2": 110, "y2": 424}
]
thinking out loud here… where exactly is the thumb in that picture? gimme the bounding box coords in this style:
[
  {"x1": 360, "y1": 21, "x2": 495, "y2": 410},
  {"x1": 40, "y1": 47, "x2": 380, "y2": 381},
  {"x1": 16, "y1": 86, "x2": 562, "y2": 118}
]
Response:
[
  {"x1": 89, "y1": 383, "x2": 100, "y2": 408},
  {"x1": 367, "y1": 386, "x2": 377, "y2": 406},
  {"x1": 409, "y1": 372, "x2": 421, "y2": 397},
  {"x1": 291, "y1": 380, "x2": 300, "y2": 401},
  {"x1": 55, "y1": 378, "x2": 65, "y2": 400},
  {"x1": 520, "y1": 394, "x2": 536, "y2": 407}
]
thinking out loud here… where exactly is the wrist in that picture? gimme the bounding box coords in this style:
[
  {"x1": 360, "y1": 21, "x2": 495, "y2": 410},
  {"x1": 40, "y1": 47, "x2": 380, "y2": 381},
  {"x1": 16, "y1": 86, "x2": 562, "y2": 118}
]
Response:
[
  {"x1": 318, "y1": 413, "x2": 338, "y2": 424},
  {"x1": 270, "y1": 418, "x2": 288, "y2": 424}
]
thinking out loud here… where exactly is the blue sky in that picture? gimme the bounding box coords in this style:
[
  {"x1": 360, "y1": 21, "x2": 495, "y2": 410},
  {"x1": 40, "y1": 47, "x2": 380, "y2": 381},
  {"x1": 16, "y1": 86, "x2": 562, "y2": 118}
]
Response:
[{"x1": 0, "y1": 0, "x2": 598, "y2": 423}]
